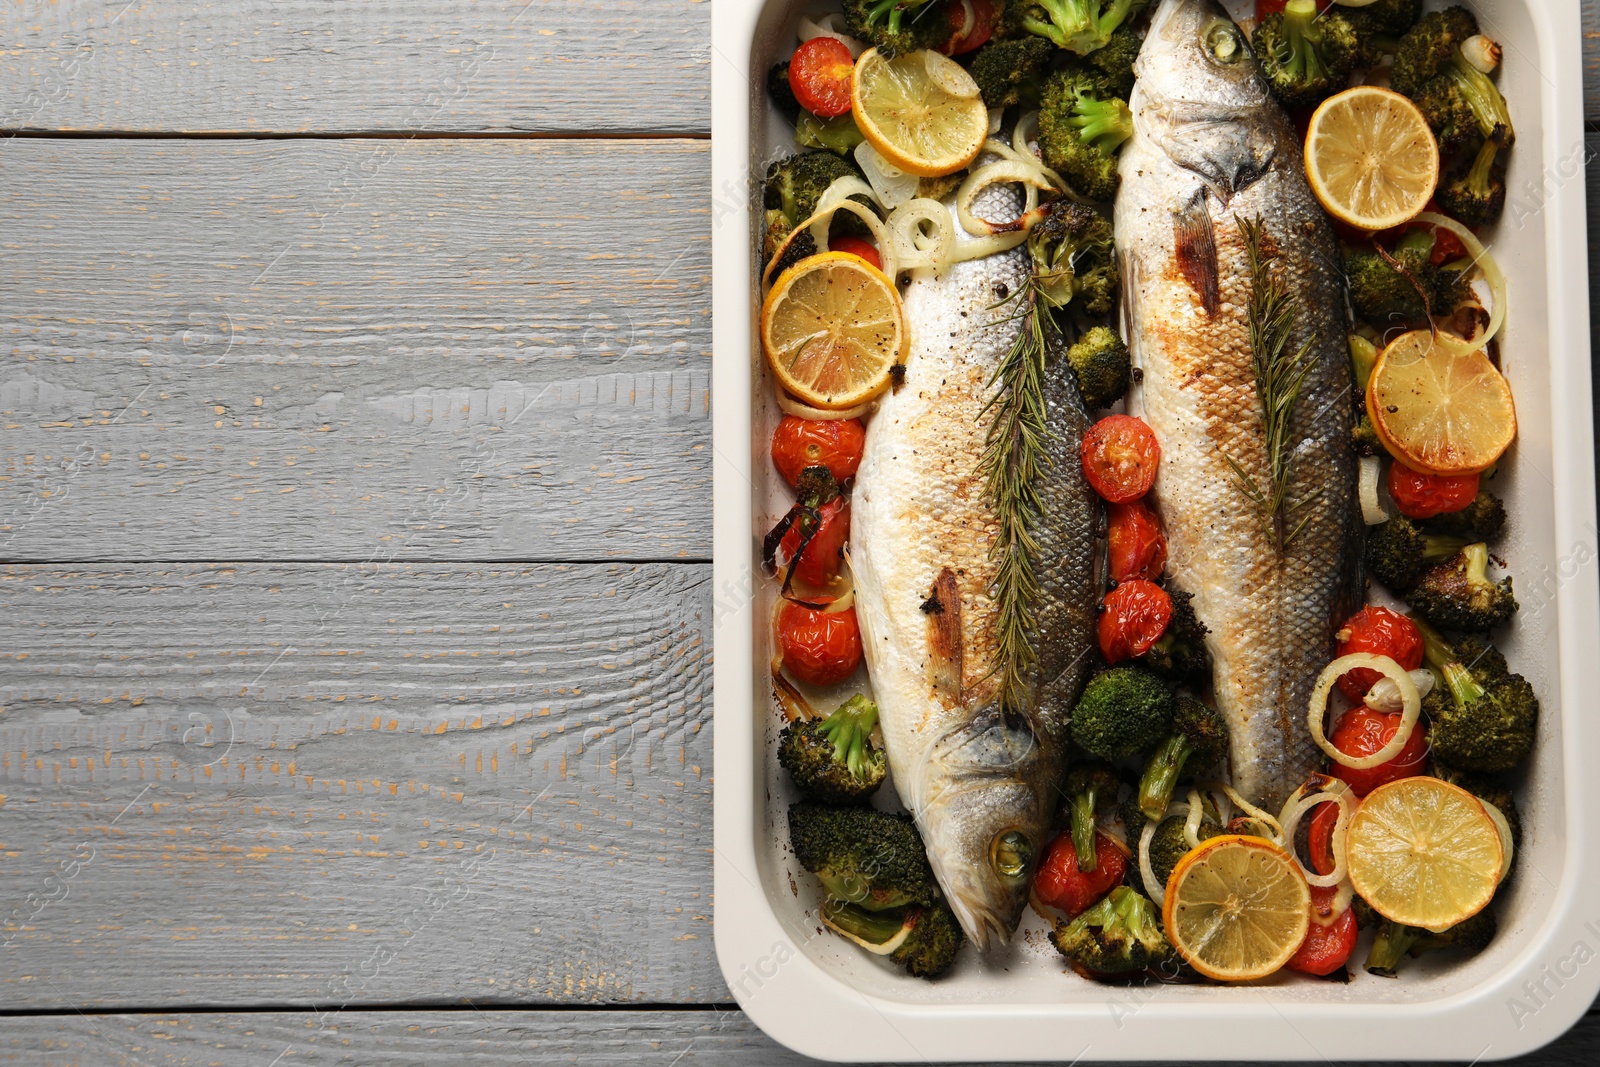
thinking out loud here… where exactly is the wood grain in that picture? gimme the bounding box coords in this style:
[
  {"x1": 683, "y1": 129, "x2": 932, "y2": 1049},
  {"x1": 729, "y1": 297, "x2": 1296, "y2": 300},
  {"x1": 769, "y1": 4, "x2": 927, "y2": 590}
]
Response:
[
  {"x1": 0, "y1": 0, "x2": 710, "y2": 135},
  {"x1": 0, "y1": 1008, "x2": 1596, "y2": 1066},
  {"x1": 0, "y1": 138, "x2": 711, "y2": 562},
  {"x1": 0, "y1": 563, "x2": 719, "y2": 1008}
]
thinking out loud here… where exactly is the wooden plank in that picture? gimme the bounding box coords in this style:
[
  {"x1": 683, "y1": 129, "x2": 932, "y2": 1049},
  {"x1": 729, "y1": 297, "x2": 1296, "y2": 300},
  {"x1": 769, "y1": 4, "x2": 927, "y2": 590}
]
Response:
[
  {"x1": 0, "y1": 1008, "x2": 1597, "y2": 1066},
  {"x1": 0, "y1": 138, "x2": 710, "y2": 562},
  {"x1": 0, "y1": 0, "x2": 709, "y2": 135},
  {"x1": 0, "y1": 563, "x2": 719, "y2": 1008}
]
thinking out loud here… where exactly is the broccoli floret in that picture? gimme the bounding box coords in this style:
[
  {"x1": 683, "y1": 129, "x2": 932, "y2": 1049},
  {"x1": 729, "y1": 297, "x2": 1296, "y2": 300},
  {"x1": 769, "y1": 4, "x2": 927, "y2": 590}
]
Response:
[
  {"x1": 1347, "y1": 0, "x2": 1422, "y2": 37},
  {"x1": 1066, "y1": 326, "x2": 1130, "y2": 409},
  {"x1": 1414, "y1": 48, "x2": 1514, "y2": 156},
  {"x1": 842, "y1": 0, "x2": 948, "y2": 55},
  {"x1": 1049, "y1": 885, "x2": 1175, "y2": 975},
  {"x1": 1026, "y1": 199, "x2": 1120, "y2": 315},
  {"x1": 1252, "y1": 0, "x2": 1361, "y2": 111},
  {"x1": 1436, "y1": 129, "x2": 1508, "y2": 227},
  {"x1": 1390, "y1": 6, "x2": 1479, "y2": 98},
  {"x1": 970, "y1": 36, "x2": 1056, "y2": 110},
  {"x1": 1352, "y1": 413, "x2": 1384, "y2": 457},
  {"x1": 1021, "y1": 0, "x2": 1149, "y2": 57},
  {"x1": 1345, "y1": 230, "x2": 1470, "y2": 326},
  {"x1": 1422, "y1": 490, "x2": 1507, "y2": 543},
  {"x1": 1365, "y1": 909, "x2": 1497, "y2": 977},
  {"x1": 763, "y1": 151, "x2": 869, "y2": 263},
  {"x1": 795, "y1": 110, "x2": 867, "y2": 156},
  {"x1": 1063, "y1": 760, "x2": 1121, "y2": 873},
  {"x1": 1409, "y1": 542, "x2": 1517, "y2": 632},
  {"x1": 1349, "y1": 334, "x2": 1379, "y2": 393},
  {"x1": 1072, "y1": 666, "x2": 1173, "y2": 763},
  {"x1": 1038, "y1": 67, "x2": 1132, "y2": 202},
  {"x1": 779, "y1": 695, "x2": 887, "y2": 806},
  {"x1": 822, "y1": 899, "x2": 964, "y2": 979},
  {"x1": 1419, "y1": 620, "x2": 1538, "y2": 773},
  {"x1": 1137, "y1": 696, "x2": 1229, "y2": 821},
  {"x1": 766, "y1": 61, "x2": 802, "y2": 122},
  {"x1": 788, "y1": 802, "x2": 940, "y2": 910},
  {"x1": 1084, "y1": 24, "x2": 1141, "y2": 98},
  {"x1": 1363, "y1": 515, "x2": 1471, "y2": 594},
  {"x1": 1148, "y1": 810, "x2": 1222, "y2": 889},
  {"x1": 1137, "y1": 588, "x2": 1212, "y2": 683}
]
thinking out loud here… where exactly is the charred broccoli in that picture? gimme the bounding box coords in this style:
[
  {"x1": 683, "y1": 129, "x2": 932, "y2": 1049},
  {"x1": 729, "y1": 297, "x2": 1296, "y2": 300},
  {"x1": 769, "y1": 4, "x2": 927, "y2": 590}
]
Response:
[
  {"x1": 1352, "y1": 413, "x2": 1384, "y2": 457},
  {"x1": 1063, "y1": 760, "x2": 1121, "y2": 873},
  {"x1": 1066, "y1": 326, "x2": 1131, "y2": 409},
  {"x1": 1420, "y1": 621, "x2": 1538, "y2": 773},
  {"x1": 778, "y1": 695, "x2": 886, "y2": 805},
  {"x1": 1409, "y1": 41, "x2": 1513, "y2": 154},
  {"x1": 766, "y1": 61, "x2": 802, "y2": 122},
  {"x1": 788, "y1": 802, "x2": 940, "y2": 910},
  {"x1": 1365, "y1": 909, "x2": 1497, "y2": 978},
  {"x1": 1027, "y1": 199, "x2": 1120, "y2": 315},
  {"x1": 1409, "y1": 542, "x2": 1517, "y2": 632},
  {"x1": 1137, "y1": 588, "x2": 1212, "y2": 683},
  {"x1": 842, "y1": 0, "x2": 948, "y2": 55},
  {"x1": 1038, "y1": 67, "x2": 1133, "y2": 202},
  {"x1": 822, "y1": 899, "x2": 964, "y2": 979},
  {"x1": 1363, "y1": 515, "x2": 1471, "y2": 594},
  {"x1": 1147, "y1": 809, "x2": 1222, "y2": 889},
  {"x1": 1084, "y1": 24, "x2": 1141, "y2": 97},
  {"x1": 1345, "y1": 0, "x2": 1422, "y2": 43},
  {"x1": 1020, "y1": 0, "x2": 1149, "y2": 57},
  {"x1": 1390, "y1": 6, "x2": 1480, "y2": 97},
  {"x1": 763, "y1": 151, "x2": 869, "y2": 263},
  {"x1": 1072, "y1": 666, "x2": 1173, "y2": 763},
  {"x1": 971, "y1": 35, "x2": 1056, "y2": 110},
  {"x1": 1050, "y1": 885, "x2": 1175, "y2": 974},
  {"x1": 1137, "y1": 696, "x2": 1229, "y2": 820},
  {"x1": 1423, "y1": 490, "x2": 1507, "y2": 542},
  {"x1": 1436, "y1": 128, "x2": 1508, "y2": 226},
  {"x1": 1345, "y1": 229, "x2": 1471, "y2": 325},
  {"x1": 1252, "y1": 0, "x2": 1361, "y2": 110}
]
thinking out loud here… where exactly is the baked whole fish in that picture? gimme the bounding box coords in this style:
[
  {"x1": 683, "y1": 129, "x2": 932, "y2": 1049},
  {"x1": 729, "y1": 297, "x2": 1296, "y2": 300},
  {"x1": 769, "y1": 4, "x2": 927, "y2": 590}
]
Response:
[
  {"x1": 851, "y1": 183, "x2": 1100, "y2": 948},
  {"x1": 1115, "y1": 0, "x2": 1361, "y2": 809}
]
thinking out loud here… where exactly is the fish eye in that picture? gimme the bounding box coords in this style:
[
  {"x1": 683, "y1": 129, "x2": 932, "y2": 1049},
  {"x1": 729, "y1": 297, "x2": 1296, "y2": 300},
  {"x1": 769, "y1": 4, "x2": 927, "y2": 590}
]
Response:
[
  {"x1": 1204, "y1": 21, "x2": 1245, "y2": 64},
  {"x1": 991, "y1": 830, "x2": 1034, "y2": 879}
]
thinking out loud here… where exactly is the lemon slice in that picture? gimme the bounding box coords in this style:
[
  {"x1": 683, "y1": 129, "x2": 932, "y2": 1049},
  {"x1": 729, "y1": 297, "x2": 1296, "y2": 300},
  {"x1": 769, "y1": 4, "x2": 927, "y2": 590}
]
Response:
[
  {"x1": 1346, "y1": 777, "x2": 1503, "y2": 931},
  {"x1": 1368, "y1": 329, "x2": 1517, "y2": 475},
  {"x1": 850, "y1": 48, "x2": 987, "y2": 178},
  {"x1": 1305, "y1": 87, "x2": 1439, "y2": 231},
  {"x1": 761, "y1": 251, "x2": 907, "y2": 410},
  {"x1": 1162, "y1": 835, "x2": 1311, "y2": 982}
]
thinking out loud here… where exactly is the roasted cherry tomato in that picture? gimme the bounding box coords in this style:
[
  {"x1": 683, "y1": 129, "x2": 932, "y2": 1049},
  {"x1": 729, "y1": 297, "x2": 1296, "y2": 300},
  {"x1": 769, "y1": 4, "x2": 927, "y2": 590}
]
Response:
[
  {"x1": 1286, "y1": 885, "x2": 1358, "y2": 977},
  {"x1": 1098, "y1": 579, "x2": 1173, "y2": 663},
  {"x1": 779, "y1": 498, "x2": 850, "y2": 588},
  {"x1": 1388, "y1": 462, "x2": 1480, "y2": 520},
  {"x1": 777, "y1": 602, "x2": 863, "y2": 686},
  {"x1": 770, "y1": 415, "x2": 866, "y2": 487},
  {"x1": 1329, "y1": 706, "x2": 1429, "y2": 796},
  {"x1": 1307, "y1": 800, "x2": 1340, "y2": 877},
  {"x1": 828, "y1": 235, "x2": 882, "y2": 271},
  {"x1": 940, "y1": 0, "x2": 996, "y2": 55},
  {"x1": 1335, "y1": 606, "x2": 1424, "y2": 701},
  {"x1": 1254, "y1": 0, "x2": 1333, "y2": 15},
  {"x1": 1081, "y1": 415, "x2": 1161, "y2": 503},
  {"x1": 1107, "y1": 500, "x2": 1168, "y2": 582},
  {"x1": 1033, "y1": 830, "x2": 1127, "y2": 919},
  {"x1": 788, "y1": 37, "x2": 855, "y2": 119}
]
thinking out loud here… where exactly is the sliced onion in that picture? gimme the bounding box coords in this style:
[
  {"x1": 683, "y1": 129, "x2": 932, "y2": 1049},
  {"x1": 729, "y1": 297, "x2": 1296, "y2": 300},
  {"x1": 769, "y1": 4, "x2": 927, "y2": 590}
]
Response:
[
  {"x1": 1278, "y1": 776, "x2": 1355, "y2": 889},
  {"x1": 950, "y1": 230, "x2": 1030, "y2": 263},
  {"x1": 770, "y1": 657, "x2": 817, "y2": 722},
  {"x1": 1481, "y1": 799, "x2": 1515, "y2": 883},
  {"x1": 923, "y1": 49, "x2": 979, "y2": 99},
  {"x1": 1309, "y1": 654, "x2": 1421, "y2": 770},
  {"x1": 987, "y1": 107, "x2": 1004, "y2": 137},
  {"x1": 886, "y1": 198, "x2": 955, "y2": 279},
  {"x1": 1183, "y1": 788, "x2": 1205, "y2": 848},
  {"x1": 855, "y1": 142, "x2": 921, "y2": 212},
  {"x1": 797, "y1": 13, "x2": 865, "y2": 58},
  {"x1": 760, "y1": 178, "x2": 897, "y2": 291},
  {"x1": 1137, "y1": 808, "x2": 1173, "y2": 902},
  {"x1": 775, "y1": 387, "x2": 876, "y2": 421},
  {"x1": 1364, "y1": 669, "x2": 1435, "y2": 712},
  {"x1": 1201, "y1": 779, "x2": 1284, "y2": 844},
  {"x1": 823, "y1": 910, "x2": 913, "y2": 954},
  {"x1": 956, "y1": 160, "x2": 1053, "y2": 236},
  {"x1": 1415, "y1": 212, "x2": 1507, "y2": 357},
  {"x1": 1461, "y1": 35, "x2": 1502, "y2": 74},
  {"x1": 1359, "y1": 456, "x2": 1391, "y2": 525}
]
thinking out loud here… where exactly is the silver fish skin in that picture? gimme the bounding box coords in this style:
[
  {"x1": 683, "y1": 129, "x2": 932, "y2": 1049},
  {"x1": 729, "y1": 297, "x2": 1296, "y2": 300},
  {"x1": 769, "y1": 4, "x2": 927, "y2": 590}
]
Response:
[
  {"x1": 851, "y1": 185, "x2": 1099, "y2": 949},
  {"x1": 1115, "y1": 0, "x2": 1361, "y2": 810}
]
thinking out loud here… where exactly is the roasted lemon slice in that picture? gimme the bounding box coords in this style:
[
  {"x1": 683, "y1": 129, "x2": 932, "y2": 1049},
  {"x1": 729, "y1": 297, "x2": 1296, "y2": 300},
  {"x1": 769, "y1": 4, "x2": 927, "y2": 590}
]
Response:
[
  {"x1": 850, "y1": 48, "x2": 988, "y2": 178},
  {"x1": 1368, "y1": 329, "x2": 1517, "y2": 475},
  {"x1": 1306, "y1": 86, "x2": 1439, "y2": 231},
  {"x1": 761, "y1": 252, "x2": 907, "y2": 410},
  {"x1": 1162, "y1": 835, "x2": 1311, "y2": 982}
]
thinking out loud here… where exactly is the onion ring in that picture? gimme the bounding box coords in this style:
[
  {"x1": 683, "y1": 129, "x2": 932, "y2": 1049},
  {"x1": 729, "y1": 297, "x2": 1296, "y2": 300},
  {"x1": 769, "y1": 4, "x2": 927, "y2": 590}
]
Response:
[
  {"x1": 1415, "y1": 212, "x2": 1507, "y2": 357},
  {"x1": 775, "y1": 387, "x2": 875, "y2": 422},
  {"x1": 1309, "y1": 654, "x2": 1421, "y2": 770},
  {"x1": 1359, "y1": 455, "x2": 1391, "y2": 525}
]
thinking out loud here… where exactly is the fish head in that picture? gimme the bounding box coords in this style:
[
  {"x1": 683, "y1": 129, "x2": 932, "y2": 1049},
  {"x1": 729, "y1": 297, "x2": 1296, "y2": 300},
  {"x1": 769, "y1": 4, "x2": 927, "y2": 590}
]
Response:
[
  {"x1": 1133, "y1": 0, "x2": 1281, "y2": 202},
  {"x1": 917, "y1": 707, "x2": 1049, "y2": 950}
]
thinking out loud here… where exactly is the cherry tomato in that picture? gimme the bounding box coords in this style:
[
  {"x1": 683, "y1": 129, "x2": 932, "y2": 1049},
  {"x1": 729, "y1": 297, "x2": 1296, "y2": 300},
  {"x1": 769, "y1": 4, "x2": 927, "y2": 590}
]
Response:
[
  {"x1": 1307, "y1": 800, "x2": 1340, "y2": 877},
  {"x1": 1098, "y1": 579, "x2": 1173, "y2": 663},
  {"x1": 778, "y1": 602, "x2": 863, "y2": 686},
  {"x1": 940, "y1": 0, "x2": 995, "y2": 55},
  {"x1": 1334, "y1": 606, "x2": 1424, "y2": 701},
  {"x1": 1033, "y1": 830, "x2": 1127, "y2": 919},
  {"x1": 788, "y1": 37, "x2": 854, "y2": 119},
  {"x1": 1107, "y1": 500, "x2": 1167, "y2": 582},
  {"x1": 770, "y1": 415, "x2": 866, "y2": 487},
  {"x1": 1388, "y1": 462, "x2": 1480, "y2": 520},
  {"x1": 1329, "y1": 707, "x2": 1429, "y2": 796},
  {"x1": 1081, "y1": 415, "x2": 1161, "y2": 504},
  {"x1": 827, "y1": 236, "x2": 882, "y2": 271},
  {"x1": 1255, "y1": 0, "x2": 1333, "y2": 15},
  {"x1": 779, "y1": 499, "x2": 850, "y2": 588},
  {"x1": 1286, "y1": 885, "x2": 1358, "y2": 977}
]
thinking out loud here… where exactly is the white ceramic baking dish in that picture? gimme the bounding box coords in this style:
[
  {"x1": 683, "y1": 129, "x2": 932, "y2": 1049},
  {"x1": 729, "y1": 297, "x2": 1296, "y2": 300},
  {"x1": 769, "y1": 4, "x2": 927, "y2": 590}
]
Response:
[{"x1": 712, "y1": 1, "x2": 1600, "y2": 1060}]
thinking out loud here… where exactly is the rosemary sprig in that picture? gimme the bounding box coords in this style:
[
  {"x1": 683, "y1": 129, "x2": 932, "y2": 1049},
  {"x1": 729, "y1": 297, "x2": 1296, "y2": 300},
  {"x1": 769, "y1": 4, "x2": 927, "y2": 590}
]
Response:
[
  {"x1": 1227, "y1": 215, "x2": 1322, "y2": 549},
  {"x1": 978, "y1": 283, "x2": 1054, "y2": 714}
]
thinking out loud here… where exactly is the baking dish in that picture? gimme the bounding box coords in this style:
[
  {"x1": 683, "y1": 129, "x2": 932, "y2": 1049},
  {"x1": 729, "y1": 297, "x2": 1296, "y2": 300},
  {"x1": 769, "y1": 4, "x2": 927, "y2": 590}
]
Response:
[{"x1": 711, "y1": 1, "x2": 1600, "y2": 1060}]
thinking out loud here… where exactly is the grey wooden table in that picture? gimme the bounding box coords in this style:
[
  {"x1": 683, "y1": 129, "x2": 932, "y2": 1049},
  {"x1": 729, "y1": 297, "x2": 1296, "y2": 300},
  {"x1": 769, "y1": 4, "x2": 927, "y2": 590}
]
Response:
[{"x1": 0, "y1": 3, "x2": 1594, "y2": 1064}]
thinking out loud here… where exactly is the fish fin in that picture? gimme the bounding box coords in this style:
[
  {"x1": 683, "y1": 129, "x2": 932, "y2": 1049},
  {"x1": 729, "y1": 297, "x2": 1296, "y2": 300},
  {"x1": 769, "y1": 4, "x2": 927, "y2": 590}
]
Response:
[
  {"x1": 923, "y1": 567, "x2": 964, "y2": 703},
  {"x1": 1172, "y1": 195, "x2": 1221, "y2": 317}
]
